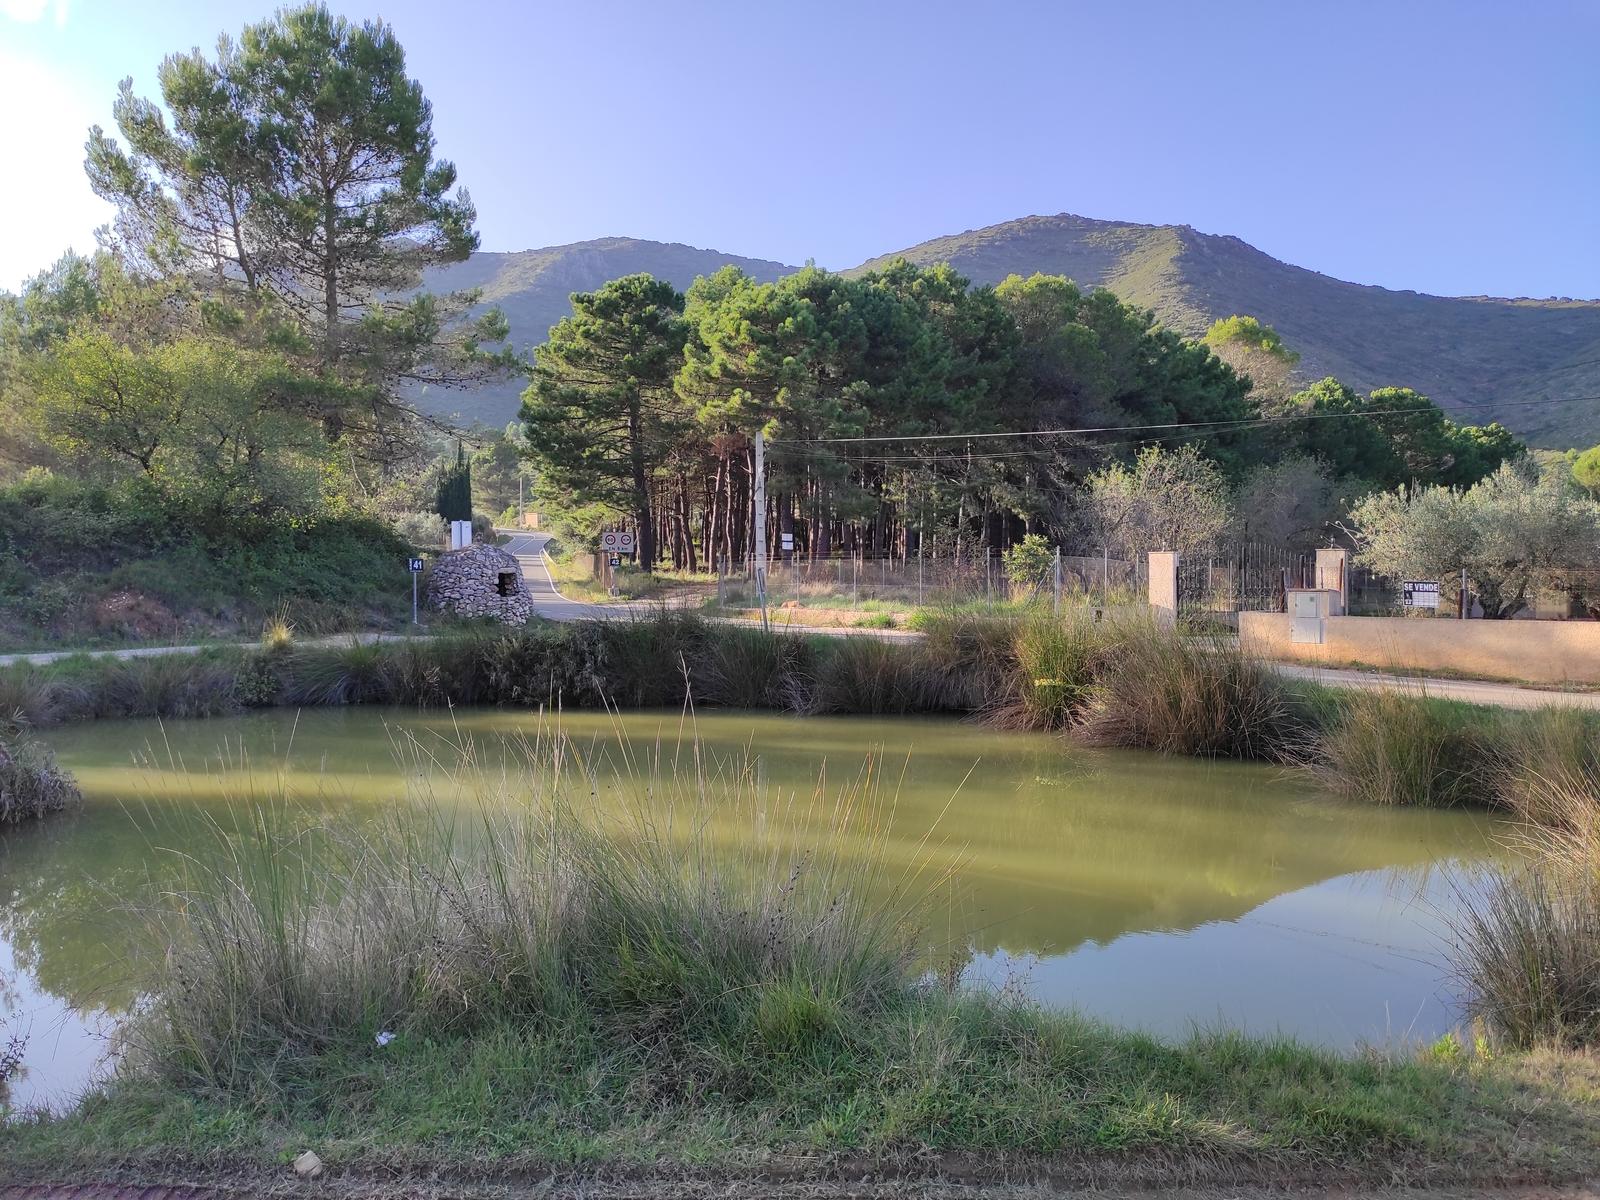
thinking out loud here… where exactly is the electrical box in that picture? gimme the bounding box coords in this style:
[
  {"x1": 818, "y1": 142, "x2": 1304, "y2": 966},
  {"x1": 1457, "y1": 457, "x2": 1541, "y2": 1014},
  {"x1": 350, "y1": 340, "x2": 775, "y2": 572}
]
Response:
[{"x1": 1287, "y1": 587, "x2": 1340, "y2": 645}]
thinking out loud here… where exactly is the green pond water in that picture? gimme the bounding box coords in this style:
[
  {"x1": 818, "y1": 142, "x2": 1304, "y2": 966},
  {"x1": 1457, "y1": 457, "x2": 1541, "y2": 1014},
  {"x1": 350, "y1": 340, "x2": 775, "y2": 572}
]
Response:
[{"x1": 2, "y1": 707, "x2": 1508, "y2": 1112}]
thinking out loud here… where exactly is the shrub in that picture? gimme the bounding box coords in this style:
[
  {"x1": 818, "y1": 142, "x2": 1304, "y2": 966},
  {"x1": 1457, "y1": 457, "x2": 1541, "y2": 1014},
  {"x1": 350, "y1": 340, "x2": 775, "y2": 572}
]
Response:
[
  {"x1": 390, "y1": 511, "x2": 446, "y2": 550},
  {"x1": 1002, "y1": 534, "x2": 1056, "y2": 592}
]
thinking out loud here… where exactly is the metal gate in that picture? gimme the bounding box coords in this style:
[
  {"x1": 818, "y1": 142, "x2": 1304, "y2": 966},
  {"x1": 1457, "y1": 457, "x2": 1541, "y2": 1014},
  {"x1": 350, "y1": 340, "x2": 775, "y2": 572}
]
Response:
[{"x1": 1177, "y1": 544, "x2": 1314, "y2": 625}]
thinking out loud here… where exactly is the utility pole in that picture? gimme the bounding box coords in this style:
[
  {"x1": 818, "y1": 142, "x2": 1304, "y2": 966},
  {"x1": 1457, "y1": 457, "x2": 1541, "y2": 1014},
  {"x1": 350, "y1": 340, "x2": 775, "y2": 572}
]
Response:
[{"x1": 753, "y1": 430, "x2": 769, "y2": 631}]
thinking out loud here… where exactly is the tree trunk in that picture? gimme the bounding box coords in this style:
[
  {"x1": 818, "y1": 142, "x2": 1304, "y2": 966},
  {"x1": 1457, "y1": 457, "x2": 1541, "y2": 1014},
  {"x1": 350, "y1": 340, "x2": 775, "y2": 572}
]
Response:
[{"x1": 629, "y1": 393, "x2": 655, "y2": 568}]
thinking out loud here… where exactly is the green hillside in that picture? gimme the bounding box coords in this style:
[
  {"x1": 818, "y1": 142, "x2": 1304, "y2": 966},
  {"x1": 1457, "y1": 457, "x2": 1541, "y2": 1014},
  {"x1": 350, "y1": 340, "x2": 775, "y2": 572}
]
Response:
[
  {"x1": 413, "y1": 238, "x2": 793, "y2": 427},
  {"x1": 852, "y1": 214, "x2": 1600, "y2": 447},
  {"x1": 420, "y1": 217, "x2": 1600, "y2": 445}
]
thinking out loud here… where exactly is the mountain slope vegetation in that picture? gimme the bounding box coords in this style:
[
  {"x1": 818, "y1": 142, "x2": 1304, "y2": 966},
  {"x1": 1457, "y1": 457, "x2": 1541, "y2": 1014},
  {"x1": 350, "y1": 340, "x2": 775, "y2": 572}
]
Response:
[
  {"x1": 416, "y1": 238, "x2": 793, "y2": 426},
  {"x1": 853, "y1": 214, "x2": 1600, "y2": 446},
  {"x1": 418, "y1": 215, "x2": 1600, "y2": 446}
]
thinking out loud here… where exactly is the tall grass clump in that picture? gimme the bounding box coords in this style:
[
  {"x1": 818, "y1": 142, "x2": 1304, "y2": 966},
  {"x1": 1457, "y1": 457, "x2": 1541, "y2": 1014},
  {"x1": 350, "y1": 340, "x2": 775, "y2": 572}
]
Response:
[
  {"x1": 1313, "y1": 689, "x2": 1488, "y2": 807},
  {"x1": 128, "y1": 733, "x2": 931, "y2": 1095},
  {"x1": 91, "y1": 653, "x2": 243, "y2": 720},
  {"x1": 989, "y1": 606, "x2": 1115, "y2": 730},
  {"x1": 692, "y1": 625, "x2": 815, "y2": 710},
  {"x1": 911, "y1": 607, "x2": 1018, "y2": 711},
  {"x1": 808, "y1": 636, "x2": 936, "y2": 714},
  {"x1": 0, "y1": 733, "x2": 80, "y2": 824},
  {"x1": 1454, "y1": 766, "x2": 1600, "y2": 1050},
  {"x1": 1488, "y1": 706, "x2": 1600, "y2": 828},
  {"x1": 280, "y1": 638, "x2": 399, "y2": 707},
  {"x1": 1076, "y1": 619, "x2": 1306, "y2": 760},
  {"x1": 0, "y1": 664, "x2": 88, "y2": 727}
]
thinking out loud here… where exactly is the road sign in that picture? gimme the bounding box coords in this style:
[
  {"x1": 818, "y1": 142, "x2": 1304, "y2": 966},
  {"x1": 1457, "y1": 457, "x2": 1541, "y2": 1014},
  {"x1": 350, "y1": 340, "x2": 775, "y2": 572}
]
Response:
[
  {"x1": 1402, "y1": 580, "x2": 1440, "y2": 609},
  {"x1": 407, "y1": 558, "x2": 425, "y2": 572},
  {"x1": 599, "y1": 530, "x2": 636, "y2": 554},
  {"x1": 780, "y1": 532, "x2": 794, "y2": 552},
  {"x1": 609, "y1": 555, "x2": 621, "y2": 568}
]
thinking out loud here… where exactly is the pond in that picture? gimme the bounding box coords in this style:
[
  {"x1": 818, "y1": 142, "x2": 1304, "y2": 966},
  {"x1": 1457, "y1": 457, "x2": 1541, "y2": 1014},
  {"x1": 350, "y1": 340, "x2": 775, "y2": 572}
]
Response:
[{"x1": 3, "y1": 707, "x2": 1507, "y2": 1113}]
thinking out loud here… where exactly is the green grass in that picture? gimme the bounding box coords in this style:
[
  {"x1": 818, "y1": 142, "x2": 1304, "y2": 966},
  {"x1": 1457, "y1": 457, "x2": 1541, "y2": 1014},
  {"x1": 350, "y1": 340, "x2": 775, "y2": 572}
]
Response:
[
  {"x1": 0, "y1": 475, "x2": 415, "y2": 652},
  {"x1": 7, "y1": 739, "x2": 1600, "y2": 1185}
]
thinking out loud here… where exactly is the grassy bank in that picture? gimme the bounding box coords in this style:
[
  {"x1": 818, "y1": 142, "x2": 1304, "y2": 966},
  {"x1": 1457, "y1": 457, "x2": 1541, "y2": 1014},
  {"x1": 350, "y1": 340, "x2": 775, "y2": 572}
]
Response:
[
  {"x1": 6, "y1": 740, "x2": 1600, "y2": 1187},
  {"x1": 0, "y1": 474, "x2": 416, "y2": 652},
  {"x1": 7, "y1": 607, "x2": 1600, "y2": 794}
]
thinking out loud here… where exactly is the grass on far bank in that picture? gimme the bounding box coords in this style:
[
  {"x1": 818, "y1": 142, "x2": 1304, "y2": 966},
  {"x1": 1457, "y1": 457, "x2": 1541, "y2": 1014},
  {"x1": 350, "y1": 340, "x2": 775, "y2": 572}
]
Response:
[
  {"x1": 6, "y1": 735, "x2": 1600, "y2": 1187},
  {"x1": 0, "y1": 474, "x2": 417, "y2": 653}
]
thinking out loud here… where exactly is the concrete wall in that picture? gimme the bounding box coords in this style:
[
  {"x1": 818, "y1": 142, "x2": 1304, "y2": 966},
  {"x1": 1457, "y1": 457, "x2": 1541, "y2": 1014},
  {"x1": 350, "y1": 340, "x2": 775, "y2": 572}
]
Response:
[{"x1": 1240, "y1": 611, "x2": 1600, "y2": 684}]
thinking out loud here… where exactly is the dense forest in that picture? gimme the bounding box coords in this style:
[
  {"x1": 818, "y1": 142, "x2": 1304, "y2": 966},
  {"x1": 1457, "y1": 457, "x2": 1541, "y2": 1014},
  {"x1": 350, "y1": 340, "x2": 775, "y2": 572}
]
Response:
[{"x1": 521, "y1": 269, "x2": 1522, "y2": 569}]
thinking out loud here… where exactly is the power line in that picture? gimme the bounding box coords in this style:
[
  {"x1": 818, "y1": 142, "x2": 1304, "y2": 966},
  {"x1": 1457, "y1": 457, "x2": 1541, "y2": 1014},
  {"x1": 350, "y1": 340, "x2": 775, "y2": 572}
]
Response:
[{"x1": 766, "y1": 389, "x2": 1600, "y2": 447}]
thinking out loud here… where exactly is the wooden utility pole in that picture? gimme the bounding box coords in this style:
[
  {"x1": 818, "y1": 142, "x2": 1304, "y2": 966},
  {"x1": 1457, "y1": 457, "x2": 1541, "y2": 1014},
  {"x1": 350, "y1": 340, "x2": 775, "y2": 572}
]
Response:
[{"x1": 754, "y1": 431, "x2": 769, "y2": 631}]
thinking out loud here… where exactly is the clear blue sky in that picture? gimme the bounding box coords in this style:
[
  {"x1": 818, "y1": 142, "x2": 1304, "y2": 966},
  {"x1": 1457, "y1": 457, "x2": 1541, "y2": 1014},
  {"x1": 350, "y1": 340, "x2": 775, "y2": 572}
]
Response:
[{"x1": 2, "y1": 0, "x2": 1596, "y2": 298}]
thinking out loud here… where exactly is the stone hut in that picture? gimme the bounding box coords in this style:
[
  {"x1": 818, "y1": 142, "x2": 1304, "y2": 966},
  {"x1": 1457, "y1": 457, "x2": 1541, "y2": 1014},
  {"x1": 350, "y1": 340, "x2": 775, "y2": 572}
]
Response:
[{"x1": 425, "y1": 543, "x2": 534, "y2": 625}]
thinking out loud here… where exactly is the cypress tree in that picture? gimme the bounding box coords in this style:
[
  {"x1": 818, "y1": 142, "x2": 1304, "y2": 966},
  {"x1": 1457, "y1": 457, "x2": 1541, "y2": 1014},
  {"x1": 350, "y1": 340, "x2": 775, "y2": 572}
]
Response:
[{"x1": 435, "y1": 442, "x2": 473, "y2": 523}]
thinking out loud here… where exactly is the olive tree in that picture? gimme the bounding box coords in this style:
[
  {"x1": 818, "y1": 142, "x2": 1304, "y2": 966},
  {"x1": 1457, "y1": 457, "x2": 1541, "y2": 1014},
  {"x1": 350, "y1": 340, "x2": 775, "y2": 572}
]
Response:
[
  {"x1": 1349, "y1": 462, "x2": 1600, "y2": 618},
  {"x1": 1073, "y1": 444, "x2": 1232, "y2": 559}
]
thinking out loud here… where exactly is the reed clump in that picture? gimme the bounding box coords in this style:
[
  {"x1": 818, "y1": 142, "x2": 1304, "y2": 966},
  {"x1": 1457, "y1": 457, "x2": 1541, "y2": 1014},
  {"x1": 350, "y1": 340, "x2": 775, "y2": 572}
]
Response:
[
  {"x1": 0, "y1": 733, "x2": 80, "y2": 824},
  {"x1": 1076, "y1": 618, "x2": 1308, "y2": 760},
  {"x1": 1311, "y1": 688, "x2": 1490, "y2": 807}
]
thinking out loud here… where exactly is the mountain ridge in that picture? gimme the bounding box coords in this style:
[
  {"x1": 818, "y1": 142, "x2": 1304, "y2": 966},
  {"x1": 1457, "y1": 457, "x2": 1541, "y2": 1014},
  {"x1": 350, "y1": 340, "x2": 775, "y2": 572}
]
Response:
[{"x1": 422, "y1": 215, "x2": 1600, "y2": 445}]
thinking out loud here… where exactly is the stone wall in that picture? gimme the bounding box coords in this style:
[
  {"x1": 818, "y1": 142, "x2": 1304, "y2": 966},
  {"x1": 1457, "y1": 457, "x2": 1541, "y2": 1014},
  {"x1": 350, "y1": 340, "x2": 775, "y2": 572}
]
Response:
[{"x1": 425, "y1": 543, "x2": 534, "y2": 625}]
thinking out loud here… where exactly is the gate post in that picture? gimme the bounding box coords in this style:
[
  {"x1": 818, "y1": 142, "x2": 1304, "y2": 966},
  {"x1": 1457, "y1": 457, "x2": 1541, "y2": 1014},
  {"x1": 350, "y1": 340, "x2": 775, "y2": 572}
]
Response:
[
  {"x1": 1148, "y1": 550, "x2": 1180, "y2": 628},
  {"x1": 1314, "y1": 548, "x2": 1348, "y2": 616}
]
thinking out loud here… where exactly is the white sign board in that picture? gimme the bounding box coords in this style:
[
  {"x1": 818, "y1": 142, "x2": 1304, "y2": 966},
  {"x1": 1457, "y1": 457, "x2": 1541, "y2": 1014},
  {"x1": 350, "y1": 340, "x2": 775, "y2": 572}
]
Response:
[
  {"x1": 1402, "y1": 580, "x2": 1440, "y2": 609},
  {"x1": 599, "y1": 530, "x2": 636, "y2": 554},
  {"x1": 780, "y1": 532, "x2": 794, "y2": 552}
]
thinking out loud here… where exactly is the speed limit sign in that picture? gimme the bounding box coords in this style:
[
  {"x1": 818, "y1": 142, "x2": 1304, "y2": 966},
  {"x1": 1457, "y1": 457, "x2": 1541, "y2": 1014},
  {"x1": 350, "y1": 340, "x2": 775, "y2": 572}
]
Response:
[{"x1": 599, "y1": 530, "x2": 636, "y2": 554}]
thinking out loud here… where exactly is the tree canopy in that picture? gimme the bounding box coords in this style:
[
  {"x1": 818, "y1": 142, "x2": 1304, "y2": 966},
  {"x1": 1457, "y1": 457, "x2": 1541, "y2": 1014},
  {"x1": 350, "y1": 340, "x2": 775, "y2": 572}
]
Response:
[{"x1": 84, "y1": 2, "x2": 512, "y2": 461}]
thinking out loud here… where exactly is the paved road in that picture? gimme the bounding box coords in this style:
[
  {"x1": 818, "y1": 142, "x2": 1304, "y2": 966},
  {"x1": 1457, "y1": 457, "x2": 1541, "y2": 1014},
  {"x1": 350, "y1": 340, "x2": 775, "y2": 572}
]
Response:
[
  {"x1": 1270, "y1": 662, "x2": 1600, "y2": 711},
  {"x1": 500, "y1": 528, "x2": 649, "y2": 621}
]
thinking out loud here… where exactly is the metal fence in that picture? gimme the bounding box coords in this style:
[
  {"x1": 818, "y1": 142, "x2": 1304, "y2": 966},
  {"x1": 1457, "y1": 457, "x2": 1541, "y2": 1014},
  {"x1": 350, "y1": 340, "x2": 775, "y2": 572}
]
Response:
[
  {"x1": 1177, "y1": 543, "x2": 1318, "y2": 625},
  {"x1": 713, "y1": 548, "x2": 1147, "y2": 610}
]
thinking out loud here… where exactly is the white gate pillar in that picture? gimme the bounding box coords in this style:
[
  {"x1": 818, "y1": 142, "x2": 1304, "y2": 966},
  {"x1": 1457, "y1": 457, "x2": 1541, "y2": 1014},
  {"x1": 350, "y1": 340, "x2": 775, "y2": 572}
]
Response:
[
  {"x1": 1148, "y1": 551, "x2": 1179, "y2": 627},
  {"x1": 1314, "y1": 548, "x2": 1348, "y2": 616}
]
